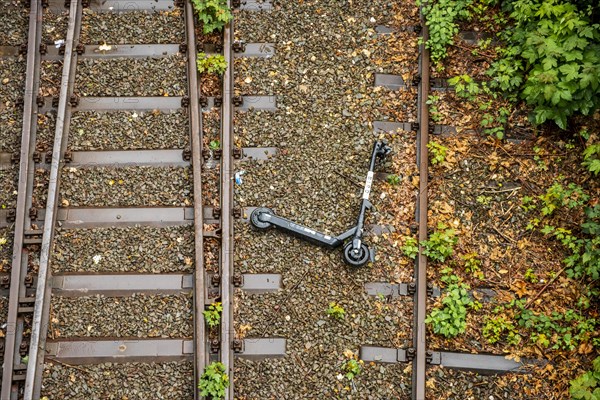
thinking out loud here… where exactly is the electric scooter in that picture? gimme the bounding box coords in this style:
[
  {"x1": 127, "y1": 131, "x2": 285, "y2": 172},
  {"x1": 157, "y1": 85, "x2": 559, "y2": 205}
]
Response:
[{"x1": 249, "y1": 140, "x2": 392, "y2": 267}]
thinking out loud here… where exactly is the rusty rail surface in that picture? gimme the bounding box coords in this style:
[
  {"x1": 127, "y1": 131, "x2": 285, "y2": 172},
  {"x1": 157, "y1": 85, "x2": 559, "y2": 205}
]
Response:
[
  {"x1": 24, "y1": 1, "x2": 81, "y2": 398},
  {"x1": 413, "y1": 10, "x2": 431, "y2": 400},
  {"x1": 221, "y1": 3, "x2": 235, "y2": 399},
  {"x1": 184, "y1": 1, "x2": 207, "y2": 397},
  {"x1": 1, "y1": 1, "x2": 41, "y2": 398}
]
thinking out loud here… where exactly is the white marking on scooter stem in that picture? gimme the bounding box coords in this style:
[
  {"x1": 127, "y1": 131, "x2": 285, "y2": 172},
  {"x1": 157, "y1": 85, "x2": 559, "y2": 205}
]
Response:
[{"x1": 362, "y1": 171, "x2": 374, "y2": 200}]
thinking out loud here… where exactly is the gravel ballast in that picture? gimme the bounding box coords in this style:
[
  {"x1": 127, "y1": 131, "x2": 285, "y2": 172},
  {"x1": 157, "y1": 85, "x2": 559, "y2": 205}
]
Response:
[
  {"x1": 50, "y1": 293, "x2": 193, "y2": 338},
  {"x1": 52, "y1": 225, "x2": 195, "y2": 273},
  {"x1": 69, "y1": 110, "x2": 189, "y2": 150},
  {"x1": 75, "y1": 56, "x2": 187, "y2": 97},
  {"x1": 42, "y1": 361, "x2": 194, "y2": 400},
  {"x1": 80, "y1": 9, "x2": 185, "y2": 44},
  {"x1": 232, "y1": 0, "x2": 419, "y2": 397},
  {"x1": 0, "y1": 227, "x2": 14, "y2": 272},
  {"x1": 59, "y1": 166, "x2": 193, "y2": 207}
]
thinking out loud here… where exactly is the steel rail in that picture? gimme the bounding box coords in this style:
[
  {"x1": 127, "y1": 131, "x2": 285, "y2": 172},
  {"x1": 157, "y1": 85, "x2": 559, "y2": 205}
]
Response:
[
  {"x1": 221, "y1": 4, "x2": 235, "y2": 399},
  {"x1": 184, "y1": 1, "x2": 207, "y2": 398},
  {"x1": 413, "y1": 10, "x2": 431, "y2": 400},
  {"x1": 1, "y1": 1, "x2": 41, "y2": 397},
  {"x1": 23, "y1": 1, "x2": 81, "y2": 398}
]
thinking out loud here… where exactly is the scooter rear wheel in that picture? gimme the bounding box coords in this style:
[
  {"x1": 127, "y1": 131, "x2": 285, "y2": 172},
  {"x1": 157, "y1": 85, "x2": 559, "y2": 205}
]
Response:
[
  {"x1": 343, "y1": 242, "x2": 370, "y2": 267},
  {"x1": 250, "y1": 207, "x2": 274, "y2": 230}
]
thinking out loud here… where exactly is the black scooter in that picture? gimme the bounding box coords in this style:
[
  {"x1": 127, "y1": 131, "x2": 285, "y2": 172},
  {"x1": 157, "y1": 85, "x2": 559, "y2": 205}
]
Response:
[{"x1": 249, "y1": 141, "x2": 392, "y2": 267}]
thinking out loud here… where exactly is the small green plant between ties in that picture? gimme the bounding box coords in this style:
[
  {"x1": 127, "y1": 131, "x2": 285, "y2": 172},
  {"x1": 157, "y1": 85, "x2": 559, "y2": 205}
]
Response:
[
  {"x1": 198, "y1": 361, "x2": 229, "y2": 399},
  {"x1": 203, "y1": 302, "x2": 222, "y2": 329},
  {"x1": 327, "y1": 302, "x2": 345, "y2": 320},
  {"x1": 191, "y1": 0, "x2": 232, "y2": 34},
  {"x1": 197, "y1": 53, "x2": 228, "y2": 75}
]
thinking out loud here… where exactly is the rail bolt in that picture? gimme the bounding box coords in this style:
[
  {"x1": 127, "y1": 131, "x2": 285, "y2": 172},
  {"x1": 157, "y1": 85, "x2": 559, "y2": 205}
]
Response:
[
  {"x1": 19, "y1": 43, "x2": 27, "y2": 55},
  {"x1": 212, "y1": 207, "x2": 222, "y2": 218},
  {"x1": 181, "y1": 96, "x2": 190, "y2": 108},
  {"x1": 45, "y1": 151, "x2": 53, "y2": 163},
  {"x1": 39, "y1": 43, "x2": 47, "y2": 55},
  {"x1": 19, "y1": 341, "x2": 29, "y2": 356},
  {"x1": 232, "y1": 41, "x2": 246, "y2": 53},
  {"x1": 232, "y1": 96, "x2": 244, "y2": 107},
  {"x1": 33, "y1": 152, "x2": 41, "y2": 163},
  {"x1": 7, "y1": 209, "x2": 16, "y2": 223},
  {"x1": 76, "y1": 44, "x2": 85, "y2": 55},
  {"x1": 232, "y1": 207, "x2": 242, "y2": 219},
  {"x1": 58, "y1": 44, "x2": 66, "y2": 56},
  {"x1": 199, "y1": 96, "x2": 208, "y2": 108},
  {"x1": 232, "y1": 339, "x2": 244, "y2": 353},
  {"x1": 408, "y1": 282, "x2": 417, "y2": 295},
  {"x1": 232, "y1": 274, "x2": 243, "y2": 287},
  {"x1": 0, "y1": 275, "x2": 9, "y2": 288},
  {"x1": 36, "y1": 95, "x2": 45, "y2": 108},
  {"x1": 210, "y1": 339, "x2": 220, "y2": 354},
  {"x1": 179, "y1": 43, "x2": 188, "y2": 54},
  {"x1": 211, "y1": 274, "x2": 221, "y2": 287},
  {"x1": 29, "y1": 207, "x2": 38, "y2": 220},
  {"x1": 24, "y1": 274, "x2": 33, "y2": 288},
  {"x1": 182, "y1": 147, "x2": 191, "y2": 162},
  {"x1": 52, "y1": 96, "x2": 59, "y2": 108},
  {"x1": 214, "y1": 96, "x2": 223, "y2": 107},
  {"x1": 69, "y1": 95, "x2": 79, "y2": 107},
  {"x1": 232, "y1": 147, "x2": 242, "y2": 159}
]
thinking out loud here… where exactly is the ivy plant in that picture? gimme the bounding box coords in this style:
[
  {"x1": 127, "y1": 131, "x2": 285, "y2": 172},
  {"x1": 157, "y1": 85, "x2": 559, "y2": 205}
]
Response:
[
  {"x1": 425, "y1": 269, "x2": 477, "y2": 338},
  {"x1": 191, "y1": 0, "x2": 233, "y2": 34},
  {"x1": 488, "y1": 0, "x2": 600, "y2": 129},
  {"x1": 203, "y1": 302, "x2": 223, "y2": 329},
  {"x1": 570, "y1": 356, "x2": 600, "y2": 400},
  {"x1": 198, "y1": 362, "x2": 229, "y2": 399},
  {"x1": 418, "y1": 0, "x2": 473, "y2": 64},
  {"x1": 197, "y1": 53, "x2": 228, "y2": 75},
  {"x1": 421, "y1": 223, "x2": 457, "y2": 262}
]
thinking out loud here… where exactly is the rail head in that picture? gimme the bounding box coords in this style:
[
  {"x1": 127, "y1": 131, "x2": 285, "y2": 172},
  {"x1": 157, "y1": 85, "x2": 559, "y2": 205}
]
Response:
[
  {"x1": 1, "y1": 1, "x2": 41, "y2": 398},
  {"x1": 413, "y1": 6, "x2": 431, "y2": 400},
  {"x1": 23, "y1": 1, "x2": 81, "y2": 398}
]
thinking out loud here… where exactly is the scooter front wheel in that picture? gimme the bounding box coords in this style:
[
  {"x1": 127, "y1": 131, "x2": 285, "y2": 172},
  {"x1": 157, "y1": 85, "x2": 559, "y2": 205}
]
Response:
[
  {"x1": 250, "y1": 207, "x2": 274, "y2": 230},
  {"x1": 343, "y1": 242, "x2": 370, "y2": 267}
]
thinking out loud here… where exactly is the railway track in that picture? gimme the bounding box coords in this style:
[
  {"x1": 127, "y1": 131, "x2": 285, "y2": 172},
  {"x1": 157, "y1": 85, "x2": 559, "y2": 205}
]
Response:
[{"x1": 1, "y1": 0, "x2": 555, "y2": 399}]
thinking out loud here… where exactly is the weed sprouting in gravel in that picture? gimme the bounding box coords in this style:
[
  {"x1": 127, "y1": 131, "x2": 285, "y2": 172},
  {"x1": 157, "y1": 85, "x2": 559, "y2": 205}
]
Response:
[
  {"x1": 326, "y1": 302, "x2": 345, "y2": 320},
  {"x1": 203, "y1": 302, "x2": 223, "y2": 328},
  {"x1": 198, "y1": 362, "x2": 229, "y2": 399},
  {"x1": 427, "y1": 141, "x2": 448, "y2": 166},
  {"x1": 192, "y1": 0, "x2": 232, "y2": 34},
  {"x1": 197, "y1": 52, "x2": 227, "y2": 75},
  {"x1": 422, "y1": 223, "x2": 457, "y2": 262}
]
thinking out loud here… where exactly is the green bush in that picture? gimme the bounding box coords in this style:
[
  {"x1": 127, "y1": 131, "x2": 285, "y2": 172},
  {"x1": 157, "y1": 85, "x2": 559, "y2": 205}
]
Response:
[
  {"x1": 427, "y1": 141, "x2": 448, "y2": 165},
  {"x1": 583, "y1": 143, "x2": 600, "y2": 176},
  {"x1": 419, "y1": 0, "x2": 473, "y2": 64},
  {"x1": 422, "y1": 223, "x2": 457, "y2": 262},
  {"x1": 488, "y1": 0, "x2": 600, "y2": 129},
  {"x1": 191, "y1": 0, "x2": 232, "y2": 34},
  {"x1": 197, "y1": 53, "x2": 228, "y2": 75},
  {"x1": 570, "y1": 356, "x2": 600, "y2": 400},
  {"x1": 203, "y1": 302, "x2": 222, "y2": 328},
  {"x1": 402, "y1": 236, "x2": 419, "y2": 259},
  {"x1": 198, "y1": 362, "x2": 229, "y2": 399},
  {"x1": 483, "y1": 316, "x2": 521, "y2": 345},
  {"x1": 425, "y1": 270, "x2": 475, "y2": 338}
]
